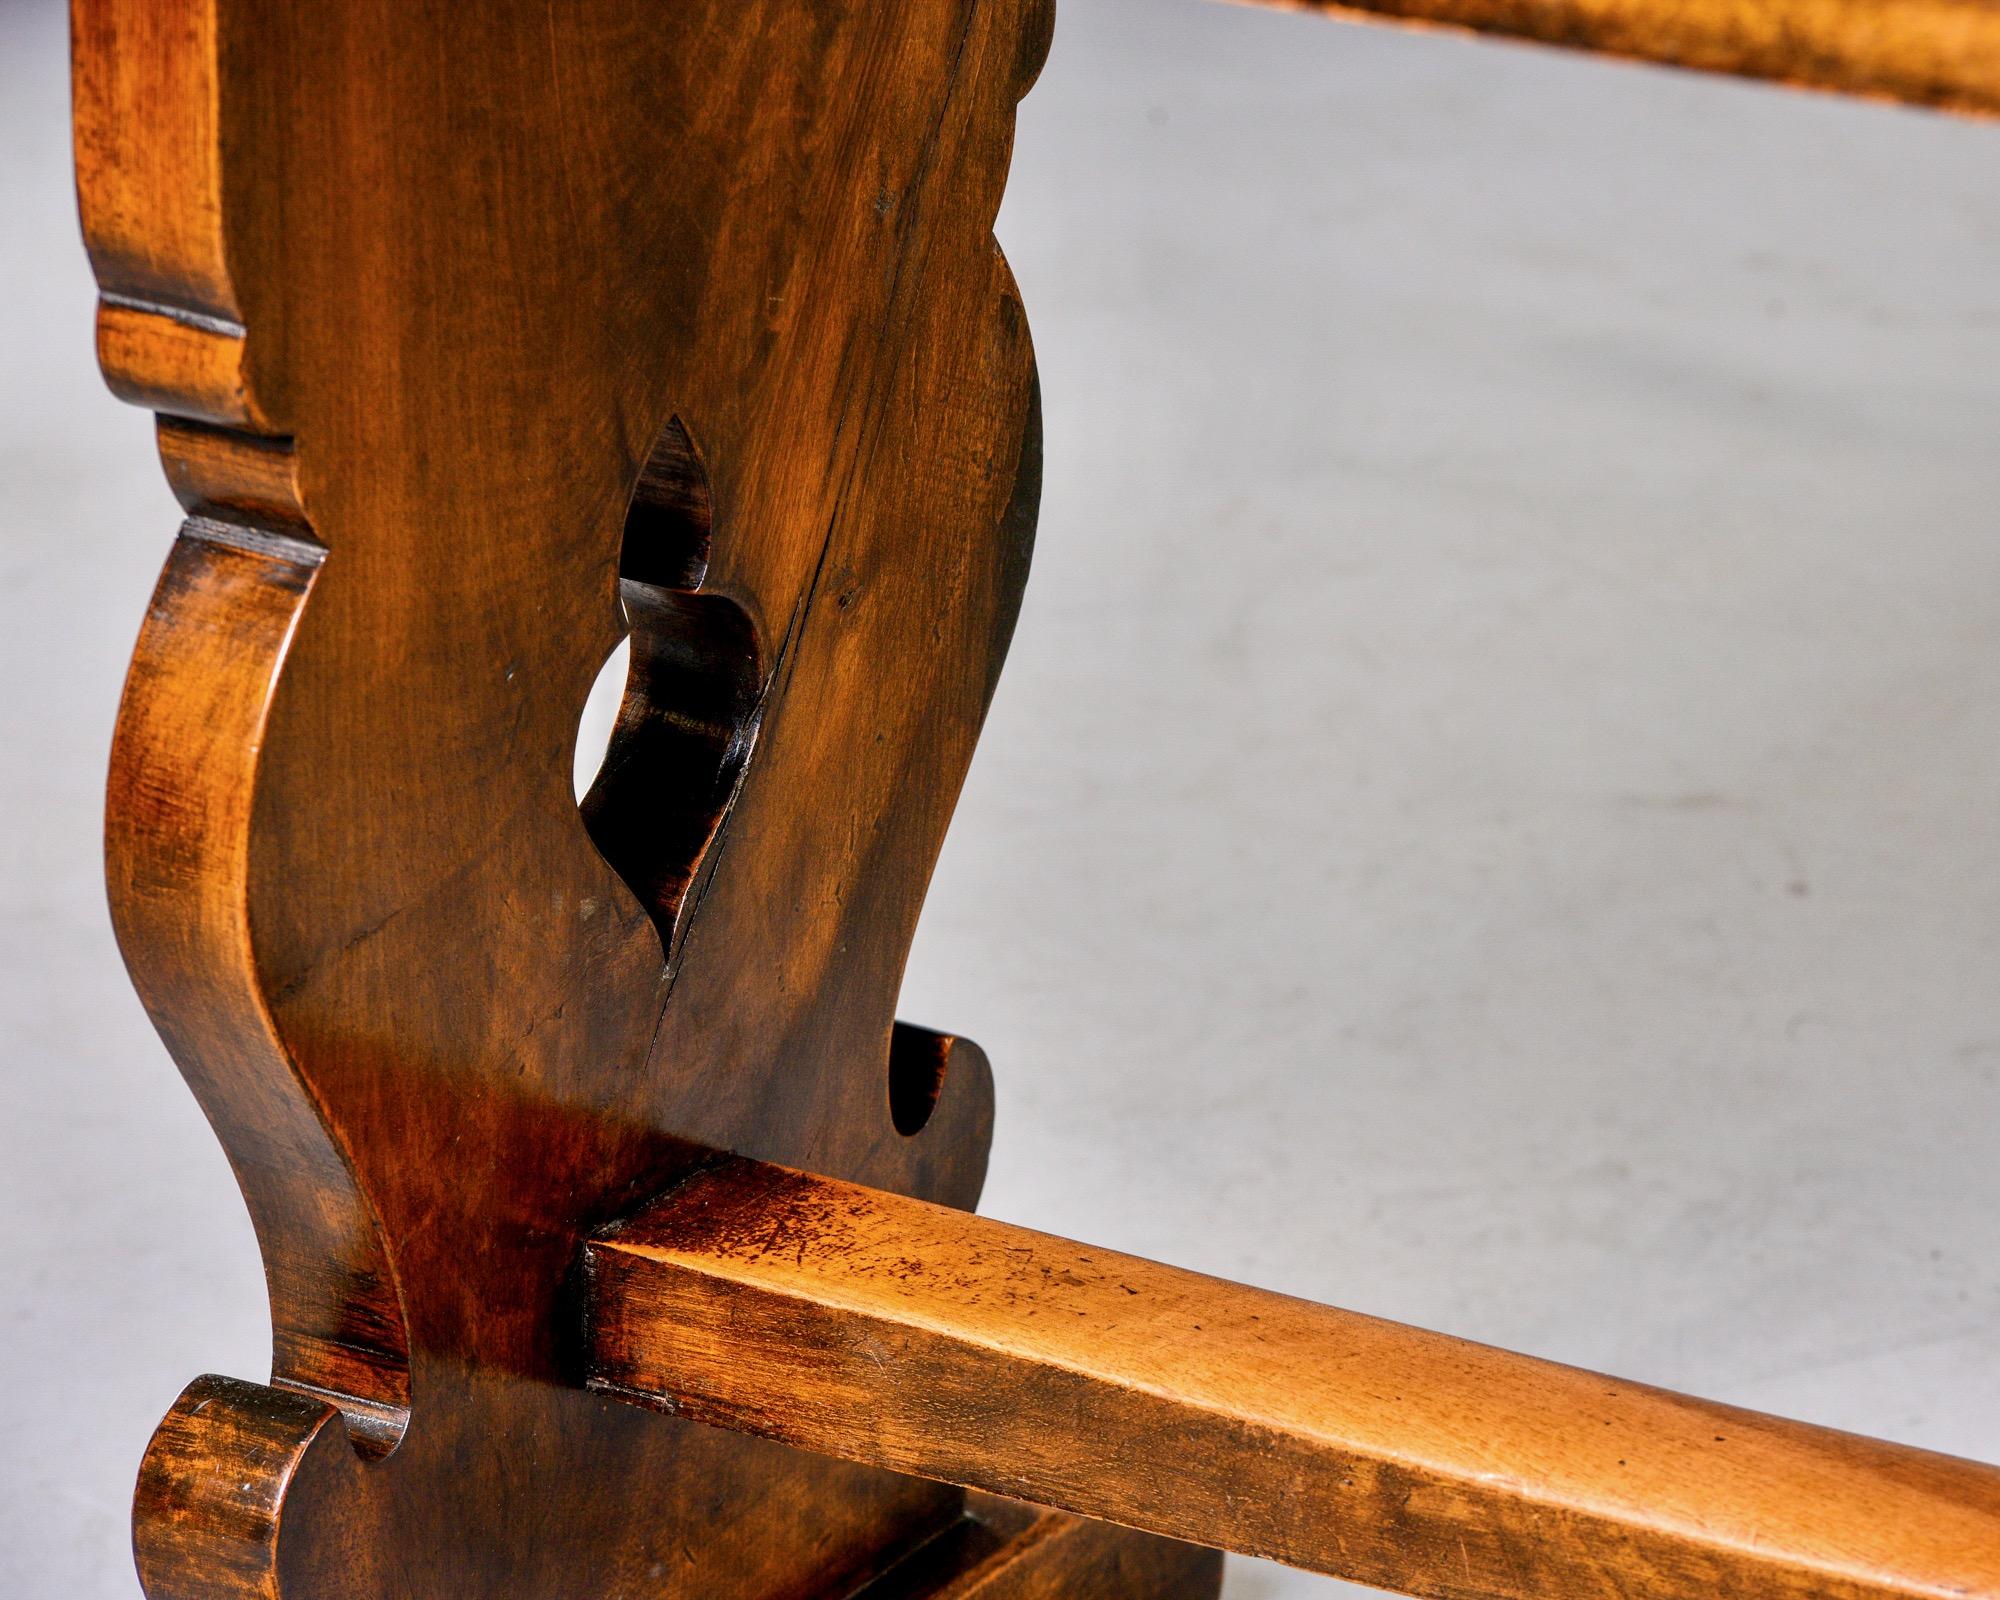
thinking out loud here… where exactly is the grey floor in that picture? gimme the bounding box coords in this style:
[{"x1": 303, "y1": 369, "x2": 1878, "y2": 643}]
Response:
[{"x1": 5, "y1": 0, "x2": 1999, "y2": 1593}]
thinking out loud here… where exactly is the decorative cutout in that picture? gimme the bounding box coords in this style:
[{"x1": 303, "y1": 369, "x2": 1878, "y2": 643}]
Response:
[
  {"x1": 572, "y1": 637, "x2": 629, "y2": 804},
  {"x1": 889, "y1": 1026, "x2": 951, "y2": 1136},
  {"x1": 88, "y1": 1, "x2": 1068, "y2": 1593},
  {"x1": 580, "y1": 417, "x2": 764, "y2": 967}
]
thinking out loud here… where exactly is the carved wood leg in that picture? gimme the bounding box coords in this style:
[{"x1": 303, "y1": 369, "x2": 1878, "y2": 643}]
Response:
[
  {"x1": 78, "y1": 2, "x2": 1215, "y2": 1596},
  {"x1": 75, "y1": 0, "x2": 2000, "y2": 1596}
]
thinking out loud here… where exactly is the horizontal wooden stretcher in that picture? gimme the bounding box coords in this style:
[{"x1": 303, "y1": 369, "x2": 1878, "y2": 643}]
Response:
[{"x1": 73, "y1": 0, "x2": 1999, "y2": 1595}]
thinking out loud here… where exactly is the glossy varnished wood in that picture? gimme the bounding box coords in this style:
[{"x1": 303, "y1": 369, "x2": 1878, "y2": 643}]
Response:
[
  {"x1": 79, "y1": 0, "x2": 2000, "y2": 1593},
  {"x1": 1244, "y1": 0, "x2": 2000, "y2": 115},
  {"x1": 589, "y1": 1158, "x2": 2000, "y2": 1600},
  {"x1": 79, "y1": 0, "x2": 1211, "y2": 1595}
]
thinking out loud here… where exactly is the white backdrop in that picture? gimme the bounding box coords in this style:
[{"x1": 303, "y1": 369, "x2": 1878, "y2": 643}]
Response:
[{"x1": 5, "y1": 0, "x2": 1998, "y2": 1592}]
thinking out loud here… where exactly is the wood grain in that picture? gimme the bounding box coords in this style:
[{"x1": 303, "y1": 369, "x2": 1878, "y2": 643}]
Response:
[
  {"x1": 72, "y1": 0, "x2": 258, "y2": 422},
  {"x1": 1239, "y1": 0, "x2": 2000, "y2": 115},
  {"x1": 81, "y1": 0, "x2": 2000, "y2": 1591},
  {"x1": 80, "y1": 1, "x2": 1209, "y2": 1596},
  {"x1": 589, "y1": 1157, "x2": 2000, "y2": 1600}
]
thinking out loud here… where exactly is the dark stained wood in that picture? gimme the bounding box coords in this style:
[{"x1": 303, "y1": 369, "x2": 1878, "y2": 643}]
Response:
[
  {"x1": 78, "y1": 0, "x2": 2000, "y2": 1593},
  {"x1": 1235, "y1": 0, "x2": 2000, "y2": 116},
  {"x1": 79, "y1": 0, "x2": 1209, "y2": 1596},
  {"x1": 861, "y1": 1495, "x2": 1221, "y2": 1600},
  {"x1": 589, "y1": 1158, "x2": 2000, "y2": 1600}
]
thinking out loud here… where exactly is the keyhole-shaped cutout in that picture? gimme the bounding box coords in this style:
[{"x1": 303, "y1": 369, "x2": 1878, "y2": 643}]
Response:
[{"x1": 577, "y1": 417, "x2": 764, "y2": 966}]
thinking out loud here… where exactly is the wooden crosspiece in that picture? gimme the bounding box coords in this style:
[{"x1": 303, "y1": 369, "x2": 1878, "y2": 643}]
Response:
[
  {"x1": 589, "y1": 1158, "x2": 2000, "y2": 1600},
  {"x1": 73, "y1": 1, "x2": 1999, "y2": 1597}
]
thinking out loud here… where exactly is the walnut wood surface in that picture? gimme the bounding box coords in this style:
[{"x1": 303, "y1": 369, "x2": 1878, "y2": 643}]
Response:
[
  {"x1": 589, "y1": 1158, "x2": 2000, "y2": 1600},
  {"x1": 78, "y1": 0, "x2": 1999, "y2": 1592},
  {"x1": 1242, "y1": 0, "x2": 2000, "y2": 115},
  {"x1": 78, "y1": 1, "x2": 1211, "y2": 1596}
]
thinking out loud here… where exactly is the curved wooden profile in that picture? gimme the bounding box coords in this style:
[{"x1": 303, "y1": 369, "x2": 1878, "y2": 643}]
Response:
[
  {"x1": 73, "y1": 0, "x2": 260, "y2": 423},
  {"x1": 78, "y1": 1, "x2": 1217, "y2": 1596},
  {"x1": 84, "y1": 0, "x2": 1999, "y2": 1595}
]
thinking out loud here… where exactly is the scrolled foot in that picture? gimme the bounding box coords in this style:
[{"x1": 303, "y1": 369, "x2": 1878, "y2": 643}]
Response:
[{"x1": 133, "y1": 1374, "x2": 369, "y2": 1600}]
